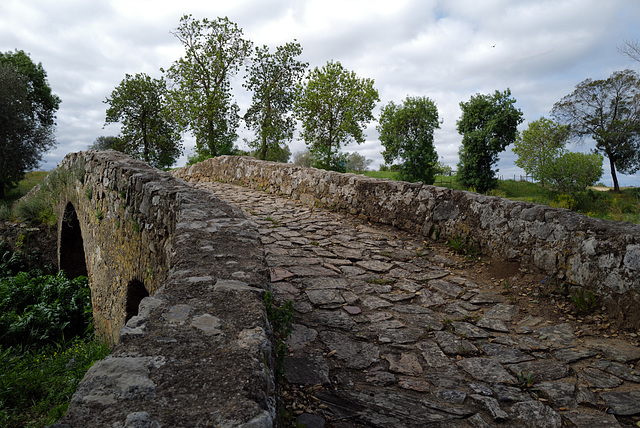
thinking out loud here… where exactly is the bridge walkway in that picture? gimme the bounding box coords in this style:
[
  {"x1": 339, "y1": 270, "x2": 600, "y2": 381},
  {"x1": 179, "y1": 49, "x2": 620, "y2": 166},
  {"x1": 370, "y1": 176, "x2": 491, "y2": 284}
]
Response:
[{"x1": 196, "y1": 181, "x2": 640, "y2": 428}]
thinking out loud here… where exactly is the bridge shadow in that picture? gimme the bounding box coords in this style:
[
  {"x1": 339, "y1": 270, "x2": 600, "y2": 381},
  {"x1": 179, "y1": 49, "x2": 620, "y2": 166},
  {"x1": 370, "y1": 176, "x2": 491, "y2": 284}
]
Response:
[{"x1": 59, "y1": 201, "x2": 88, "y2": 279}]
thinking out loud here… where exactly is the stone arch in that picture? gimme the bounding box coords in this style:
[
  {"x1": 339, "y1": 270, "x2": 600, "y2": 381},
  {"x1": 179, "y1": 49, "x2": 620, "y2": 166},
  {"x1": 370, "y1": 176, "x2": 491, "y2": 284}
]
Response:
[
  {"x1": 125, "y1": 279, "x2": 149, "y2": 322},
  {"x1": 59, "y1": 202, "x2": 88, "y2": 279}
]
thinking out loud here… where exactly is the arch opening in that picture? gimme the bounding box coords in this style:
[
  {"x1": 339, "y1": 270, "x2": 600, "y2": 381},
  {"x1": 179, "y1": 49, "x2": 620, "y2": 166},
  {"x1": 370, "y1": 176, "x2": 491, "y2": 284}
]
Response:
[
  {"x1": 59, "y1": 202, "x2": 88, "y2": 279},
  {"x1": 125, "y1": 279, "x2": 149, "y2": 322}
]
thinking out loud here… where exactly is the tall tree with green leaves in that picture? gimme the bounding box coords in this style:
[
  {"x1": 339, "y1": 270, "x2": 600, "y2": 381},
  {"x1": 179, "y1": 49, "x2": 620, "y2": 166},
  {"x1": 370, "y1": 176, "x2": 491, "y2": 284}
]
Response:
[
  {"x1": 378, "y1": 96, "x2": 441, "y2": 184},
  {"x1": 294, "y1": 61, "x2": 379, "y2": 171},
  {"x1": 164, "y1": 15, "x2": 253, "y2": 159},
  {"x1": 552, "y1": 69, "x2": 640, "y2": 192},
  {"x1": 244, "y1": 41, "x2": 307, "y2": 162},
  {"x1": 456, "y1": 89, "x2": 523, "y2": 193},
  {"x1": 104, "y1": 73, "x2": 182, "y2": 169},
  {"x1": 0, "y1": 50, "x2": 60, "y2": 198},
  {"x1": 513, "y1": 117, "x2": 569, "y2": 186}
]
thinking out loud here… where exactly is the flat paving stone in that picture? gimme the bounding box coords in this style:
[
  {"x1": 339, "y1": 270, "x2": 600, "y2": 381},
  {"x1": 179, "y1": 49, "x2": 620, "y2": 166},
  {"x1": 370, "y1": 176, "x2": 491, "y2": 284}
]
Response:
[
  {"x1": 599, "y1": 390, "x2": 640, "y2": 416},
  {"x1": 319, "y1": 331, "x2": 380, "y2": 369},
  {"x1": 457, "y1": 357, "x2": 517, "y2": 384}
]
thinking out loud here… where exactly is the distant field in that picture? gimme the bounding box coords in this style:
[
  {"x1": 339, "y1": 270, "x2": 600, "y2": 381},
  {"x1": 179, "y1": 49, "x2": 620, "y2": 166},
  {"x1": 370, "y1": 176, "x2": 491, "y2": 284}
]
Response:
[{"x1": 362, "y1": 170, "x2": 640, "y2": 224}]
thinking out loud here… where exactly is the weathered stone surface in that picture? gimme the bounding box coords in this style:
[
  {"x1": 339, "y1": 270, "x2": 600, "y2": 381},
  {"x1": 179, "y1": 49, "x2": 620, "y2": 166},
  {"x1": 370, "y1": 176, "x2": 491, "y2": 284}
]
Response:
[
  {"x1": 469, "y1": 394, "x2": 508, "y2": 421},
  {"x1": 452, "y1": 322, "x2": 491, "y2": 339},
  {"x1": 319, "y1": 331, "x2": 380, "y2": 369},
  {"x1": 484, "y1": 304, "x2": 518, "y2": 321},
  {"x1": 287, "y1": 324, "x2": 318, "y2": 350},
  {"x1": 434, "y1": 331, "x2": 478, "y2": 356},
  {"x1": 579, "y1": 367, "x2": 623, "y2": 388},
  {"x1": 305, "y1": 289, "x2": 345, "y2": 307},
  {"x1": 599, "y1": 390, "x2": 640, "y2": 416},
  {"x1": 534, "y1": 323, "x2": 577, "y2": 347},
  {"x1": 384, "y1": 352, "x2": 423, "y2": 376},
  {"x1": 562, "y1": 412, "x2": 622, "y2": 428},
  {"x1": 510, "y1": 400, "x2": 562, "y2": 428},
  {"x1": 457, "y1": 358, "x2": 517, "y2": 384},
  {"x1": 535, "y1": 381, "x2": 575, "y2": 407},
  {"x1": 477, "y1": 342, "x2": 535, "y2": 364},
  {"x1": 592, "y1": 359, "x2": 640, "y2": 382},
  {"x1": 284, "y1": 355, "x2": 330, "y2": 385},
  {"x1": 552, "y1": 346, "x2": 597, "y2": 363},
  {"x1": 506, "y1": 360, "x2": 569, "y2": 382},
  {"x1": 308, "y1": 310, "x2": 357, "y2": 331}
]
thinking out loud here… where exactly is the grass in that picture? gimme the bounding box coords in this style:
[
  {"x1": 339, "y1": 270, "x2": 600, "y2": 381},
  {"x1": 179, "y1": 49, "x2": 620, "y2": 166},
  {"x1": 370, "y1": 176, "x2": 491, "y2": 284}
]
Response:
[
  {"x1": 364, "y1": 171, "x2": 640, "y2": 224},
  {"x1": 0, "y1": 338, "x2": 109, "y2": 427}
]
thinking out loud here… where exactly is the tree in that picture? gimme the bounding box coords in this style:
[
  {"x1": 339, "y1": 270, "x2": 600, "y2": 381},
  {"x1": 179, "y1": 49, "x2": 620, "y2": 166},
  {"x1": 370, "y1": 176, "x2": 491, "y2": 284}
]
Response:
[
  {"x1": 546, "y1": 152, "x2": 604, "y2": 193},
  {"x1": 89, "y1": 136, "x2": 123, "y2": 151},
  {"x1": 0, "y1": 51, "x2": 60, "y2": 198},
  {"x1": 292, "y1": 150, "x2": 313, "y2": 167},
  {"x1": 378, "y1": 96, "x2": 441, "y2": 184},
  {"x1": 345, "y1": 152, "x2": 373, "y2": 172},
  {"x1": 294, "y1": 61, "x2": 379, "y2": 171},
  {"x1": 619, "y1": 39, "x2": 640, "y2": 63},
  {"x1": 164, "y1": 15, "x2": 252, "y2": 159},
  {"x1": 244, "y1": 42, "x2": 307, "y2": 162},
  {"x1": 552, "y1": 69, "x2": 640, "y2": 192},
  {"x1": 513, "y1": 117, "x2": 569, "y2": 186},
  {"x1": 456, "y1": 89, "x2": 523, "y2": 193},
  {"x1": 104, "y1": 73, "x2": 182, "y2": 169}
]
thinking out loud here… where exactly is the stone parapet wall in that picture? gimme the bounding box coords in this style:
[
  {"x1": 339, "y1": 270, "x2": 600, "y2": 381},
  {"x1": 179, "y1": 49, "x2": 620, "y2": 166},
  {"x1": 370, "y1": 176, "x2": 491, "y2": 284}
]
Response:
[
  {"x1": 173, "y1": 156, "x2": 640, "y2": 329},
  {"x1": 46, "y1": 151, "x2": 276, "y2": 427}
]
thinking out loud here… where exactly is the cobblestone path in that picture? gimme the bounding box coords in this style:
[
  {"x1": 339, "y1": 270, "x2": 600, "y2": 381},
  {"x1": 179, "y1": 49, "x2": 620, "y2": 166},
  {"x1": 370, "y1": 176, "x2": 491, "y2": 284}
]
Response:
[{"x1": 196, "y1": 181, "x2": 640, "y2": 428}]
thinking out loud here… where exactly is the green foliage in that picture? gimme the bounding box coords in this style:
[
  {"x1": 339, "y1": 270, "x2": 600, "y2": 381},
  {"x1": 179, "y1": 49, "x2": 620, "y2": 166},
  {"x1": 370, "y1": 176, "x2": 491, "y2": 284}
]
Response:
[
  {"x1": 164, "y1": 15, "x2": 252, "y2": 158},
  {"x1": 345, "y1": 152, "x2": 373, "y2": 173},
  {"x1": 546, "y1": 152, "x2": 604, "y2": 193},
  {"x1": 456, "y1": 89, "x2": 524, "y2": 193},
  {"x1": 0, "y1": 337, "x2": 109, "y2": 427},
  {"x1": 447, "y1": 233, "x2": 480, "y2": 256},
  {"x1": 0, "y1": 271, "x2": 93, "y2": 349},
  {"x1": 263, "y1": 291, "x2": 293, "y2": 380},
  {"x1": 105, "y1": 73, "x2": 183, "y2": 169},
  {"x1": 513, "y1": 117, "x2": 569, "y2": 186},
  {"x1": 292, "y1": 150, "x2": 313, "y2": 167},
  {"x1": 378, "y1": 96, "x2": 441, "y2": 184},
  {"x1": 88, "y1": 135, "x2": 123, "y2": 151},
  {"x1": 570, "y1": 288, "x2": 597, "y2": 314},
  {"x1": 294, "y1": 61, "x2": 379, "y2": 171},
  {"x1": 435, "y1": 161, "x2": 453, "y2": 176},
  {"x1": 0, "y1": 50, "x2": 60, "y2": 199},
  {"x1": 244, "y1": 42, "x2": 307, "y2": 162},
  {"x1": 552, "y1": 69, "x2": 640, "y2": 192}
]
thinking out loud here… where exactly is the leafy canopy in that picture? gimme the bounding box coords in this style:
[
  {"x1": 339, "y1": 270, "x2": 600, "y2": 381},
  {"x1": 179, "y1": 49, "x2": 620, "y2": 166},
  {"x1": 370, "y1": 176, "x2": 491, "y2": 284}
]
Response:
[
  {"x1": 513, "y1": 117, "x2": 569, "y2": 186},
  {"x1": 456, "y1": 89, "x2": 523, "y2": 193},
  {"x1": 552, "y1": 69, "x2": 640, "y2": 192},
  {"x1": 294, "y1": 61, "x2": 379, "y2": 172},
  {"x1": 244, "y1": 42, "x2": 307, "y2": 162},
  {"x1": 378, "y1": 96, "x2": 441, "y2": 184},
  {"x1": 0, "y1": 50, "x2": 60, "y2": 199},
  {"x1": 164, "y1": 15, "x2": 252, "y2": 158},
  {"x1": 104, "y1": 73, "x2": 182, "y2": 169},
  {"x1": 546, "y1": 152, "x2": 604, "y2": 193}
]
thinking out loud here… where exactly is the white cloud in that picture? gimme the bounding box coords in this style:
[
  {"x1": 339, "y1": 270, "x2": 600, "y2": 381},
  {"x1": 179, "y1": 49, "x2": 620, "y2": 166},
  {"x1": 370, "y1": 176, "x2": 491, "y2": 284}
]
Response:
[{"x1": 1, "y1": 0, "x2": 639, "y2": 186}]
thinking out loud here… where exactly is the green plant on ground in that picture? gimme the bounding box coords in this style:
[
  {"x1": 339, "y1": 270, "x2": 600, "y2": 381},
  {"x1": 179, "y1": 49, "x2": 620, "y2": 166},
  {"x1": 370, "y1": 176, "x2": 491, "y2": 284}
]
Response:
[
  {"x1": 518, "y1": 372, "x2": 534, "y2": 389},
  {"x1": 263, "y1": 291, "x2": 294, "y2": 380},
  {"x1": 265, "y1": 216, "x2": 280, "y2": 227},
  {"x1": 447, "y1": 233, "x2": 480, "y2": 257},
  {"x1": 95, "y1": 210, "x2": 104, "y2": 221},
  {"x1": 570, "y1": 288, "x2": 597, "y2": 314},
  {"x1": 0, "y1": 245, "x2": 109, "y2": 427}
]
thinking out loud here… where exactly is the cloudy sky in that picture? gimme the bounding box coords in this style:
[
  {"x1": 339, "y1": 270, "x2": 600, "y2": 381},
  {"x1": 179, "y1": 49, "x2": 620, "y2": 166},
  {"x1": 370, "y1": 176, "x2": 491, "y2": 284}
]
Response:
[{"x1": 2, "y1": 0, "x2": 640, "y2": 186}]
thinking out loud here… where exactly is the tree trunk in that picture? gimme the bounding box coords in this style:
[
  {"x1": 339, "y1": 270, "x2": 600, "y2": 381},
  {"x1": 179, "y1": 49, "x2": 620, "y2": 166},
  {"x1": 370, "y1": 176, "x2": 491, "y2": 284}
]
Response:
[{"x1": 609, "y1": 156, "x2": 620, "y2": 192}]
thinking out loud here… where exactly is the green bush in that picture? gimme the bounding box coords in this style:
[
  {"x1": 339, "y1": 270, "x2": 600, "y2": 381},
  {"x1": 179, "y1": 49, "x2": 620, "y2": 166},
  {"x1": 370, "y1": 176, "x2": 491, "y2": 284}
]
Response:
[{"x1": 0, "y1": 270, "x2": 93, "y2": 350}]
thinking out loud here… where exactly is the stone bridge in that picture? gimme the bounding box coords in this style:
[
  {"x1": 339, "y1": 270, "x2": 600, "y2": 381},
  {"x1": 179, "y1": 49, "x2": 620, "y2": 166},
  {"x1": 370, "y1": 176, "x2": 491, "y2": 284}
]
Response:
[{"x1": 41, "y1": 151, "x2": 640, "y2": 427}]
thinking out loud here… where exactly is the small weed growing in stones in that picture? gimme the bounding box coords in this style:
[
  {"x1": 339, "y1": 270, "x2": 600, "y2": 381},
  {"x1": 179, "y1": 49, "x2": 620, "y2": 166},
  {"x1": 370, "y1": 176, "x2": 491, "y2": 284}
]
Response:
[
  {"x1": 85, "y1": 188, "x2": 93, "y2": 200},
  {"x1": 457, "y1": 345, "x2": 473, "y2": 356},
  {"x1": 264, "y1": 291, "x2": 294, "y2": 380},
  {"x1": 310, "y1": 241, "x2": 319, "y2": 246},
  {"x1": 447, "y1": 233, "x2": 480, "y2": 257},
  {"x1": 366, "y1": 277, "x2": 395, "y2": 285},
  {"x1": 95, "y1": 210, "x2": 103, "y2": 221},
  {"x1": 570, "y1": 288, "x2": 597, "y2": 314},
  {"x1": 265, "y1": 216, "x2": 280, "y2": 227},
  {"x1": 517, "y1": 372, "x2": 534, "y2": 389},
  {"x1": 442, "y1": 318, "x2": 454, "y2": 332}
]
